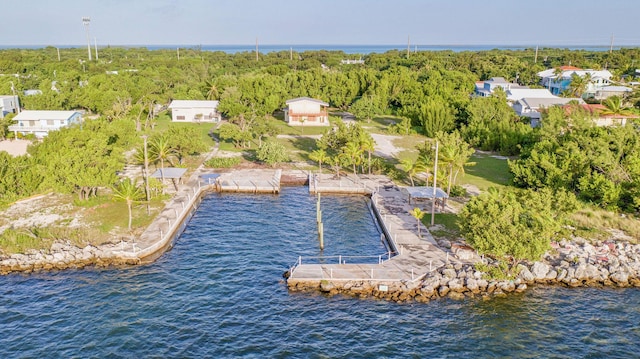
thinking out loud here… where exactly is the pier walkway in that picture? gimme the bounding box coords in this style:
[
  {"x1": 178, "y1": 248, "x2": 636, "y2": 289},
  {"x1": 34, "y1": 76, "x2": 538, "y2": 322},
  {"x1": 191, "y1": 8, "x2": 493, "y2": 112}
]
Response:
[{"x1": 288, "y1": 173, "x2": 475, "y2": 287}]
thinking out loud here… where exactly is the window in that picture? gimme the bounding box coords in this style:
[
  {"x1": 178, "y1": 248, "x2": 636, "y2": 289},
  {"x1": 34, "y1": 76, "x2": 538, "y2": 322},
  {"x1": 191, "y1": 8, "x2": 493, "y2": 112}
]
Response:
[
  {"x1": 47, "y1": 120, "x2": 54, "y2": 126},
  {"x1": 176, "y1": 115, "x2": 185, "y2": 120},
  {"x1": 28, "y1": 120, "x2": 35, "y2": 127}
]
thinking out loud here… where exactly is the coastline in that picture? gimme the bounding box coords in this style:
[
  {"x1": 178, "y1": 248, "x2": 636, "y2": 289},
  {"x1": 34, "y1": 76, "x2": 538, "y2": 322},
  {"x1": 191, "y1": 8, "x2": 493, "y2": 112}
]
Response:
[{"x1": 2, "y1": 171, "x2": 640, "y2": 304}]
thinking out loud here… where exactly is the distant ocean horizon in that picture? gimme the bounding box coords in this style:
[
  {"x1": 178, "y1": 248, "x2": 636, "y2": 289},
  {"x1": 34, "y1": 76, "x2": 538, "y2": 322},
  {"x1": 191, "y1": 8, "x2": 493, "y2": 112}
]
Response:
[{"x1": 1, "y1": 44, "x2": 637, "y2": 54}]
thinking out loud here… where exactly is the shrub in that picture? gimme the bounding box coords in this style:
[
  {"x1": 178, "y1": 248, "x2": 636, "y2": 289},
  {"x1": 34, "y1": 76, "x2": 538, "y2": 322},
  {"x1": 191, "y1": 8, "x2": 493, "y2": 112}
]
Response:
[{"x1": 205, "y1": 157, "x2": 242, "y2": 168}]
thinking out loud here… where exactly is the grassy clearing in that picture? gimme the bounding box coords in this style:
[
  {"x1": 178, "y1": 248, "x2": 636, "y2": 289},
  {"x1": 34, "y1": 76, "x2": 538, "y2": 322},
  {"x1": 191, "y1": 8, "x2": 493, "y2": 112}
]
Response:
[
  {"x1": 570, "y1": 207, "x2": 640, "y2": 243},
  {"x1": 423, "y1": 213, "x2": 461, "y2": 240},
  {"x1": 278, "y1": 135, "x2": 318, "y2": 163},
  {"x1": 154, "y1": 113, "x2": 217, "y2": 146},
  {"x1": 460, "y1": 153, "x2": 513, "y2": 191}
]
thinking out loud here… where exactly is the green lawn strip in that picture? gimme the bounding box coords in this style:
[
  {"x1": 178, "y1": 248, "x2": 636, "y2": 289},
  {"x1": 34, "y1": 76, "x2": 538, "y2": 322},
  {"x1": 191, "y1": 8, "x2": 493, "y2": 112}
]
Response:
[{"x1": 460, "y1": 153, "x2": 513, "y2": 191}]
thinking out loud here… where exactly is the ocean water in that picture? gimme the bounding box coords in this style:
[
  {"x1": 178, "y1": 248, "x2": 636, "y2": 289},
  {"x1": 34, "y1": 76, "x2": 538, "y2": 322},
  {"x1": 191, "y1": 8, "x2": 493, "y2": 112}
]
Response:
[
  {"x1": 0, "y1": 44, "x2": 630, "y2": 54},
  {"x1": 1, "y1": 187, "x2": 639, "y2": 358}
]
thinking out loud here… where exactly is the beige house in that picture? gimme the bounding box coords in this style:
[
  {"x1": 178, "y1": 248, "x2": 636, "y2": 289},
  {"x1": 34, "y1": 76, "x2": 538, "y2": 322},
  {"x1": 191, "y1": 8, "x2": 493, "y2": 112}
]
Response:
[
  {"x1": 284, "y1": 97, "x2": 329, "y2": 126},
  {"x1": 168, "y1": 100, "x2": 221, "y2": 123}
]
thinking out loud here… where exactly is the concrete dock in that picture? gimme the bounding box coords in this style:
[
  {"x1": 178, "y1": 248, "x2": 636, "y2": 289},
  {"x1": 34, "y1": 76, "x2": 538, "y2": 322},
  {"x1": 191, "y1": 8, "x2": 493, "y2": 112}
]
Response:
[{"x1": 288, "y1": 173, "x2": 476, "y2": 288}]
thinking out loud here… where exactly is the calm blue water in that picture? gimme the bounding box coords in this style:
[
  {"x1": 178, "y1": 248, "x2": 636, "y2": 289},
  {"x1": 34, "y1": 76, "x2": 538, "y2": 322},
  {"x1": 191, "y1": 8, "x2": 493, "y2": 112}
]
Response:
[
  {"x1": 1, "y1": 44, "x2": 634, "y2": 54},
  {"x1": 1, "y1": 187, "x2": 639, "y2": 358}
]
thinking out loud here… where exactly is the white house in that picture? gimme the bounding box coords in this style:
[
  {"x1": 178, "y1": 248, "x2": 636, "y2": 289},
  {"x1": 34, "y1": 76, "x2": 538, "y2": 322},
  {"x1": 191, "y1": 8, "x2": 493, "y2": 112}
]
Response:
[
  {"x1": 0, "y1": 95, "x2": 20, "y2": 117},
  {"x1": 506, "y1": 88, "x2": 557, "y2": 103},
  {"x1": 284, "y1": 97, "x2": 330, "y2": 126},
  {"x1": 474, "y1": 77, "x2": 527, "y2": 97},
  {"x1": 513, "y1": 97, "x2": 582, "y2": 126},
  {"x1": 8, "y1": 110, "x2": 82, "y2": 139},
  {"x1": 168, "y1": 100, "x2": 221, "y2": 123}
]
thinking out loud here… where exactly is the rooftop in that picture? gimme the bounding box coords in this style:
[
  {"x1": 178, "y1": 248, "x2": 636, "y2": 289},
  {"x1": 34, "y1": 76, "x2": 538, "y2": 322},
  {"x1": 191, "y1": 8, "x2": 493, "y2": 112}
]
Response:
[
  {"x1": 13, "y1": 110, "x2": 80, "y2": 121},
  {"x1": 168, "y1": 100, "x2": 219, "y2": 109},
  {"x1": 285, "y1": 97, "x2": 329, "y2": 106}
]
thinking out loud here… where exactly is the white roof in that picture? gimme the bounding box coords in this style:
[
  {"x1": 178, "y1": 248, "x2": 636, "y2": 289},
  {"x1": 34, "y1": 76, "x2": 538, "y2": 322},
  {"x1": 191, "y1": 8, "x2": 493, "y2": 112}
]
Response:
[
  {"x1": 285, "y1": 97, "x2": 329, "y2": 106},
  {"x1": 403, "y1": 186, "x2": 449, "y2": 199},
  {"x1": 507, "y1": 89, "x2": 556, "y2": 101},
  {"x1": 597, "y1": 85, "x2": 632, "y2": 92},
  {"x1": 537, "y1": 68, "x2": 613, "y2": 80},
  {"x1": 14, "y1": 110, "x2": 79, "y2": 121},
  {"x1": 168, "y1": 100, "x2": 219, "y2": 109},
  {"x1": 518, "y1": 97, "x2": 579, "y2": 109}
]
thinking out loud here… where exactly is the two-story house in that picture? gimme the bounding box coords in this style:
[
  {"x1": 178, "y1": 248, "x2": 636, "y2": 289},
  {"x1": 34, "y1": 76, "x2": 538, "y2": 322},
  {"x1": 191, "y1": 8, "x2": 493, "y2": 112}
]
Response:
[
  {"x1": 284, "y1": 97, "x2": 330, "y2": 126},
  {"x1": 8, "y1": 110, "x2": 82, "y2": 139},
  {"x1": 537, "y1": 66, "x2": 614, "y2": 97}
]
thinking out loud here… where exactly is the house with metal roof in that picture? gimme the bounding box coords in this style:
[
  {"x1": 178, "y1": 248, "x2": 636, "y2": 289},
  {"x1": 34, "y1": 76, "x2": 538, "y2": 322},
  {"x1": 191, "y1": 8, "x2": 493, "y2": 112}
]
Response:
[
  {"x1": 474, "y1": 77, "x2": 528, "y2": 97},
  {"x1": 284, "y1": 97, "x2": 330, "y2": 126},
  {"x1": 8, "y1": 110, "x2": 82, "y2": 138},
  {"x1": 168, "y1": 100, "x2": 221, "y2": 123}
]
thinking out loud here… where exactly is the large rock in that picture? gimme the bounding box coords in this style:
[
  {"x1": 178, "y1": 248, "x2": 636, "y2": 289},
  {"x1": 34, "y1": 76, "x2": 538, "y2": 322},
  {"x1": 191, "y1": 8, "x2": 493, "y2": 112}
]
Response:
[
  {"x1": 610, "y1": 271, "x2": 629, "y2": 286},
  {"x1": 466, "y1": 278, "x2": 479, "y2": 293},
  {"x1": 442, "y1": 268, "x2": 457, "y2": 280},
  {"x1": 517, "y1": 264, "x2": 535, "y2": 282},
  {"x1": 448, "y1": 279, "x2": 464, "y2": 292},
  {"x1": 531, "y1": 262, "x2": 550, "y2": 280}
]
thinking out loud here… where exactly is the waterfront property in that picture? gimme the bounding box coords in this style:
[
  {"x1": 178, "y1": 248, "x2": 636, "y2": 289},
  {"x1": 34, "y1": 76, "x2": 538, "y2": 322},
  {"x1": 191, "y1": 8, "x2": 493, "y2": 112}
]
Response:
[
  {"x1": 168, "y1": 100, "x2": 221, "y2": 123},
  {"x1": 284, "y1": 97, "x2": 330, "y2": 126},
  {"x1": 8, "y1": 110, "x2": 82, "y2": 138}
]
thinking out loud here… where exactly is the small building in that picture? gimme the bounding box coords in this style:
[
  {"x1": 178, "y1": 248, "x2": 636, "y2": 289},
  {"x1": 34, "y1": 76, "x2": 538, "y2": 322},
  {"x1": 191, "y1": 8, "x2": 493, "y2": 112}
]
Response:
[
  {"x1": 284, "y1": 97, "x2": 330, "y2": 126},
  {"x1": 537, "y1": 67, "x2": 613, "y2": 96},
  {"x1": 592, "y1": 85, "x2": 633, "y2": 101},
  {"x1": 0, "y1": 95, "x2": 19, "y2": 117},
  {"x1": 168, "y1": 100, "x2": 221, "y2": 123},
  {"x1": 8, "y1": 110, "x2": 82, "y2": 138},
  {"x1": 562, "y1": 104, "x2": 638, "y2": 127}
]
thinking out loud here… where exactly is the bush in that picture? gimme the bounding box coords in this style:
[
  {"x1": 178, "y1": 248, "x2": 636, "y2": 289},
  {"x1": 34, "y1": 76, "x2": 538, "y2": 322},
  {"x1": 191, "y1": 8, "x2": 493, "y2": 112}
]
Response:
[
  {"x1": 449, "y1": 185, "x2": 467, "y2": 197},
  {"x1": 256, "y1": 140, "x2": 289, "y2": 167},
  {"x1": 205, "y1": 157, "x2": 242, "y2": 168},
  {"x1": 459, "y1": 187, "x2": 577, "y2": 262}
]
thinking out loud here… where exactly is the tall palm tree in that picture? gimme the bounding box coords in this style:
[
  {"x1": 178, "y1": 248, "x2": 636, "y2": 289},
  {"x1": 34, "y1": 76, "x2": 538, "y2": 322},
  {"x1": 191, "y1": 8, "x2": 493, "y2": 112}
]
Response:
[
  {"x1": 112, "y1": 178, "x2": 145, "y2": 231},
  {"x1": 204, "y1": 80, "x2": 219, "y2": 100},
  {"x1": 149, "y1": 135, "x2": 176, "y2": 190},
  {"x1": 601, "y1": 96, "x2": 634, "y2": 117},
  {"x1": 437, "y1": 132, "x2": 476, "y2": 196},
  {"x1": 359, "y1": 135, "x2": 376, "y2": 175},
  {"x1": 409, "y1": 207, "x2": 426, "y2": 238},
  {"x1": 309, "y1": 148, "x2": 328, "y2": 174},
  {"x1": 342, "y1": 141, "x2": 363, "y2": 176}
]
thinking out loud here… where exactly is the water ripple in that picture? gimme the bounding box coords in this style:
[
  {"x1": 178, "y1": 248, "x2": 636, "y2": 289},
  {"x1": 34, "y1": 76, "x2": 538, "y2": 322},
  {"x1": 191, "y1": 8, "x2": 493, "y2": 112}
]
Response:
[{"x1": 1, "y1": 187, "x2": 639, "y2": 357}]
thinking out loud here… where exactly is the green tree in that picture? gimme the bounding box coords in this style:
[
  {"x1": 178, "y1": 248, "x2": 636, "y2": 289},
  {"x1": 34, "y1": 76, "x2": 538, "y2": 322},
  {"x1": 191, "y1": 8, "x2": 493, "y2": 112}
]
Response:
[
  {"x1": 409, "y1": 207, "x2": 426, "y2": 238},
  {"x1": 459, "y1": 187, "x2": 578, "y2": 263},
  {"x1": 309, "y1": 148, "x2": 329, "y2": 173},
  {"x1": 111, "y1": 178, "x2": 145, "y2": 231},
  {"x1": 419, "y1": 99, "x2": 455, "y2": 137},
  {"x1": 342, "y1": 141, "x2": 363, "y2": 175},
  {"x1": 256, "y1": 140, "x2": 289, "y2": 167},
  {"x1": 436, "y1": 131, "x2": 476, "y2": 195}
]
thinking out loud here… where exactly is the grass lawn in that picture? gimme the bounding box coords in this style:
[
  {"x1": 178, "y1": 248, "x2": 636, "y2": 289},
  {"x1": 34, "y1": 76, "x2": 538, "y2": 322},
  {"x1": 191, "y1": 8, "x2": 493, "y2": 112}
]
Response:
[
  {"x1": 422, "y1": 213, "x2": 461, "y2": 241},
  {"x1": 460, "y1": 153, "x2": 513, "y2": 191},
  {"x1": 154, "y1": 113, "x2": 217, "y2": 147}
]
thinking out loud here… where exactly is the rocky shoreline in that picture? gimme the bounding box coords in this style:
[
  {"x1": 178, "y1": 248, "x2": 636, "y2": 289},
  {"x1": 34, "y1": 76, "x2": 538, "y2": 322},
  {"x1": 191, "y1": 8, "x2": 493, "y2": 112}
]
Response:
[
  {"x1": 288, "y1": 238, "x2": 640, "y2": 302},
  {"x1": 0, "y1": 241, "x2": 140, "y2": 275}
]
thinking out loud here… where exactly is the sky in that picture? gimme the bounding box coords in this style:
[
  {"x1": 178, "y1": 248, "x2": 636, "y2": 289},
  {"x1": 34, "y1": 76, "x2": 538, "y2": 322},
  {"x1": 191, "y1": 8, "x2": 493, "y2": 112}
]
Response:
[{"x1": 2, "y1": 0, "x2": 640, "y2": 47}]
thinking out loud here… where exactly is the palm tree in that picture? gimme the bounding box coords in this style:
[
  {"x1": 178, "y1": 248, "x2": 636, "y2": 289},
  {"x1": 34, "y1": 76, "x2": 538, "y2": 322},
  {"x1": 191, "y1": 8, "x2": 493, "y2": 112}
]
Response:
[
  {"x1": 436, "y1": 131, "x2": 475, "y2": 196},
  {"x1": 601, "y1": 96, "x2": 634, "y2": 117},
  {"x1": 309, "y1": 149, "x2": 329, "y2": 173},
  {"x1": 112, "y1": 178, "x2": 145, "y2": 231},
  {"x1": 409, "y1": 207, "x2": 426, "y2": 238},
  {"x1": 204, "y1": 80, "x2": 219, "y2": 100},
  {"x1": 149, "y1": 135, "x2": 176, "y2": 191},
  {"x1": 342, "y1": 141, "x2": 363, "y2": 176},
  {"x1": 359, "y1": 135, "x2": 375, "y2": 175}
]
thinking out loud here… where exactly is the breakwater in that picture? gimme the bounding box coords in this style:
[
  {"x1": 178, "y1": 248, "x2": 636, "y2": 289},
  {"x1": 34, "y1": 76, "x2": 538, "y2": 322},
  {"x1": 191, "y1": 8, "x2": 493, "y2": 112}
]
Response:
[{"x1": 289, "y1": 238, "x2": 640, "y2": 302}]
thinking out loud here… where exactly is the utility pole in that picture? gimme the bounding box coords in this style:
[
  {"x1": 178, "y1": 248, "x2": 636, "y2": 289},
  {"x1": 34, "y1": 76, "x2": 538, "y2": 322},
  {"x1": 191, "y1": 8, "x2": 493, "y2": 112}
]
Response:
[
  {"x1": 430, "y1": 140, "x2": 439, "y2": 226},
  {"x1": 407, "y1": 35, "x2": 410, "y2": 58},
  {"x1": 94, "y1": 37, "x2": 99, "y2": 60},
  {"x1": 177, "y1": 47, "x2": 180, "y2": 60},
  {"x1": 10, "y1": 81, "x2": 20, "y2": 114},
  {"x1": 255, "y1": 37, "x2": 259, "y2": 61},
  {"x1": 317, "y1": 193, "x2": 324, "y2": 250},
  {"x1": 609, "y1": 34, "x2": 614, "y2": 54},
  {"x1": 57, "y1": 47, "x2": 61, "y2": 61},
  {"x1": 82, "y1": 17, "x2": 92, "y2": 61},
  {"x1": 142, "y1": 135, "x2": 151, "y2": 216},
  {"x1": 534, "y1": 45, "x2": 538, "y2": 63}
]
